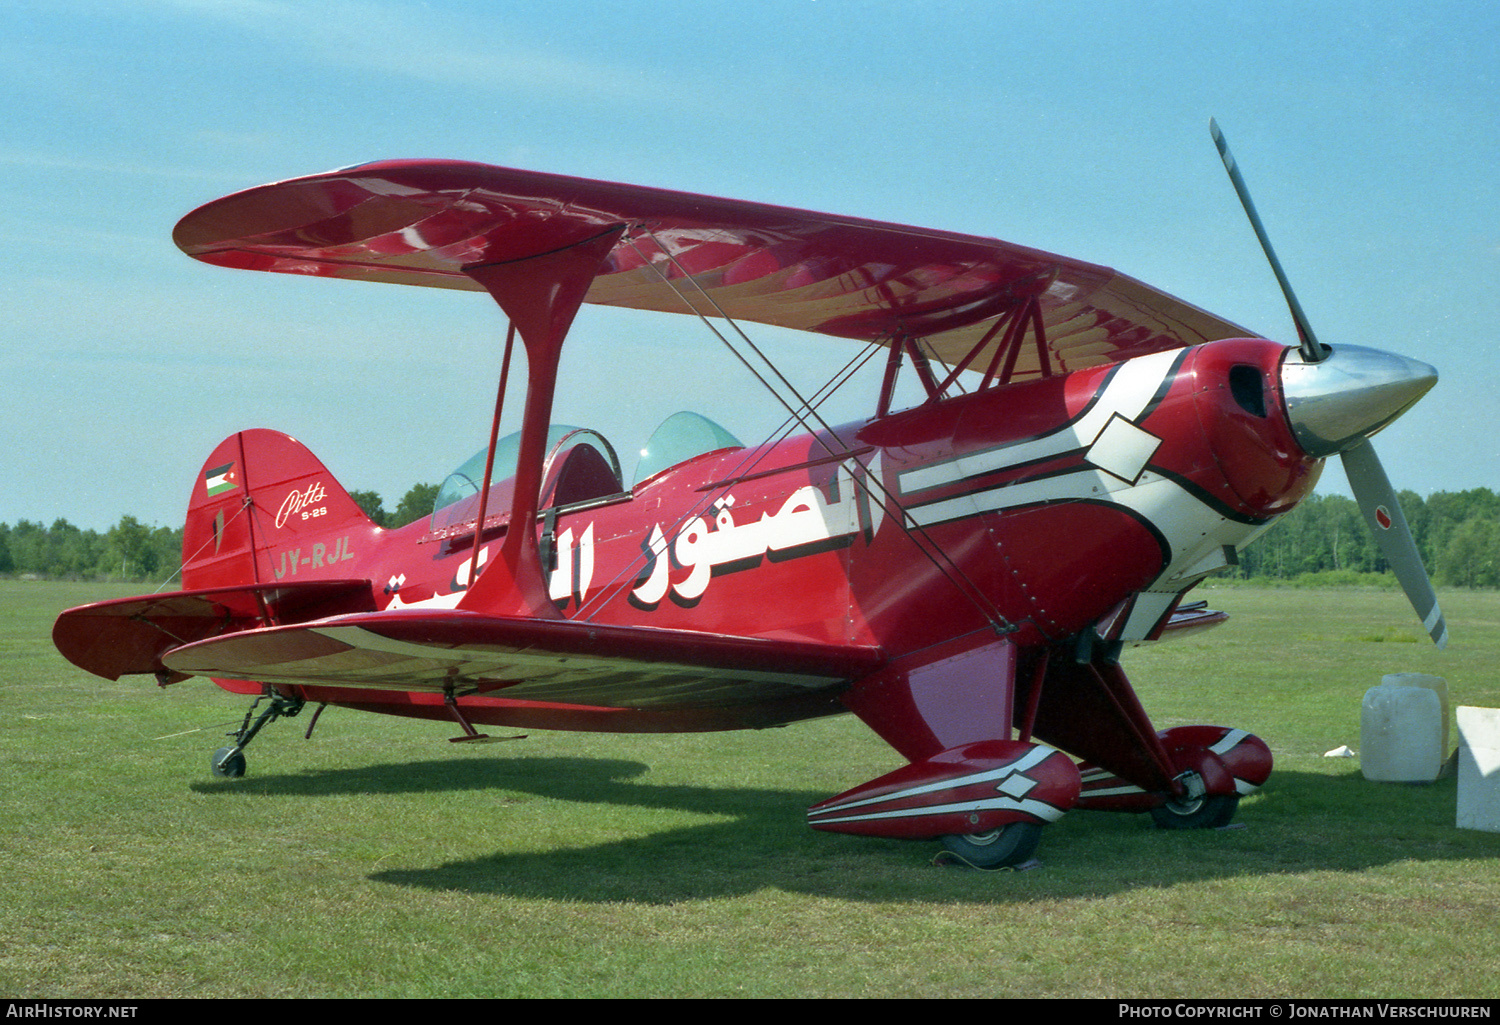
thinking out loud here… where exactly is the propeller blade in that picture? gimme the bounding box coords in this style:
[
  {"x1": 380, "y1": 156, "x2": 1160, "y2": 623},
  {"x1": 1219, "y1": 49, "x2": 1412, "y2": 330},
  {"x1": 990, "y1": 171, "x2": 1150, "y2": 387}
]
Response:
[
  {"x1": 1212, "y1": 123, "x2": 1443, "y2": 646},
  {"x1": 1341, "y1": 438, "x2": 1448, "y2": 648},
  {"x1": 1210, "y1": 119, "x2": 1327, "y2": 364}
]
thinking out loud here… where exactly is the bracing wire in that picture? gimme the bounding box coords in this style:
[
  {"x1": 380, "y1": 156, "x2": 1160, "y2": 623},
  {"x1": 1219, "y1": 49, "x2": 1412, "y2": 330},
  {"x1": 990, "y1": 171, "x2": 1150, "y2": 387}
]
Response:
[
  {"x1": 587, "y1": 230, "x2": 1013, "y2": 632},
  {"x1": 155, "y1": 496, "x2": 255, "y2": 593},
  {"x1": 572, "y1": 338, "x2": 884, "y2": 621}
]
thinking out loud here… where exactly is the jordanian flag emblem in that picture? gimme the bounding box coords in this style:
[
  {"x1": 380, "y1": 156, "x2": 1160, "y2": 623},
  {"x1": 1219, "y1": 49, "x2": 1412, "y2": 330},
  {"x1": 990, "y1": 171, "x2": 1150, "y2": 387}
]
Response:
[{"x1": 204, "y1": 462, "x2": 238, "y2": 497}]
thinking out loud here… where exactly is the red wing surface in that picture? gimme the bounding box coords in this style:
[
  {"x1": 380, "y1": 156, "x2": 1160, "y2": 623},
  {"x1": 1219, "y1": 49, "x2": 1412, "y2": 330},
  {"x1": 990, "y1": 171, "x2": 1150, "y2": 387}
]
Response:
[
  {"x1": 160, "y1": 609, "x2": 885, "y2": 709},
  {"x1": 175, "y1": 160, "x2": 1253, "y2": 380}
]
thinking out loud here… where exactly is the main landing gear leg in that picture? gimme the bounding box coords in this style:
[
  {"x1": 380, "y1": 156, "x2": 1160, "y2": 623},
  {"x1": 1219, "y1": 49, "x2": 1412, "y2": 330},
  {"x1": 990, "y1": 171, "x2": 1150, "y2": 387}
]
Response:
[{"x1": 212, "y1": 690, "x2": 305, "y2": 778}]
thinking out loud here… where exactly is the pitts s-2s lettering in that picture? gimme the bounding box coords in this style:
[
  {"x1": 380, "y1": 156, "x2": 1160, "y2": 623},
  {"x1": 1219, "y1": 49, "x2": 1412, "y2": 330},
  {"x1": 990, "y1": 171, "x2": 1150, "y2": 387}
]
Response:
[{"x1": 55, "y1": 125, "x2": 1444, "y2": 868}]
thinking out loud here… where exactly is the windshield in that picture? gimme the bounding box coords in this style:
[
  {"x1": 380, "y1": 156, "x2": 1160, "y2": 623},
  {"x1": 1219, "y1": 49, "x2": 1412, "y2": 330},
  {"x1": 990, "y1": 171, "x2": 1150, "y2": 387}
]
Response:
[
  {"x1": 430, "y1": 424, "x2": 624, "y2": 530},
  {"x1": 633, "y1": 411, "x2": 744, "y2": 486}
]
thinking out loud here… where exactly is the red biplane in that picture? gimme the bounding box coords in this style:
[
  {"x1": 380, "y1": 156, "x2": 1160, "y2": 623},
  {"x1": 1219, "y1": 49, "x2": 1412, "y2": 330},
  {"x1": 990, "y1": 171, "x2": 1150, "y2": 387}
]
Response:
[{"x1": 54, "y1": 125, "x2": 1444, "y2": 867}]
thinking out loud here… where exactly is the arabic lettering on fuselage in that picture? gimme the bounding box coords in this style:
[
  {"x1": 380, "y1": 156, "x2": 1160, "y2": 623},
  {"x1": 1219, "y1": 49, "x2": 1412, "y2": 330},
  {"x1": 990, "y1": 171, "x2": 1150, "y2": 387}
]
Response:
[
  {"x1": 386, "y1": 468, "x2": 872, "y2": 613},
  {"x1": 629, "y1": 476, "x2": 865, "y2": 610}
]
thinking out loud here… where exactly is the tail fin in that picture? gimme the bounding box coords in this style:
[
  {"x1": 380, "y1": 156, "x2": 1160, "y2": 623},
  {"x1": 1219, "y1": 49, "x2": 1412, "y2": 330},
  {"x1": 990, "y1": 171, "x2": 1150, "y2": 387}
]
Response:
[{"x1": 183, "y1": 429, "x2": 380, "y2": 590}]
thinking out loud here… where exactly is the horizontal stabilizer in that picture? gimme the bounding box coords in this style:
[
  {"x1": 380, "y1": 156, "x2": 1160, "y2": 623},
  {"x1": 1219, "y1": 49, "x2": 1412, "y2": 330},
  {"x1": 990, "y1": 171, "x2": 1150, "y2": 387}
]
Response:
[
  {"x1": 53, "y1": 580, "x2": 374, "y2": 681},
  {"x1": 160, "y1": 609, "x2": 885, "y2": 707}
]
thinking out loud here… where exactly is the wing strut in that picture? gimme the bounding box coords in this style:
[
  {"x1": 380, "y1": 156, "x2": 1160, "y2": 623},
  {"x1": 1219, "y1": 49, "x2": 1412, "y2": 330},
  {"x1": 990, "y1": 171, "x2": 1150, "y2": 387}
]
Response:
[
  {"x1": 465, "y1": 320, "x2": 518, "y2": 592},
  {"x1": 457, "y1": 225, "x2": 628, "y2": 617}
]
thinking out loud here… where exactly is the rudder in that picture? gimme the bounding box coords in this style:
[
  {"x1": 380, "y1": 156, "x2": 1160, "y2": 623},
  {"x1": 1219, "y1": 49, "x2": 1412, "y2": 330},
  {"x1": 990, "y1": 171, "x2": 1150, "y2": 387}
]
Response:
[{"x1": 183, "y1": 429, "x2": 379, "y2": 590}]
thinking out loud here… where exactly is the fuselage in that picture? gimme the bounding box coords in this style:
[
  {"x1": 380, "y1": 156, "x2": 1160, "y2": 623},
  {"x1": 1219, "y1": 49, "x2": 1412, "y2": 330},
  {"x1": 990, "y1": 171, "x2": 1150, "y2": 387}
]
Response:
[{"x1": 179, "y1": 336, "x2": 1319, "y2": 729}]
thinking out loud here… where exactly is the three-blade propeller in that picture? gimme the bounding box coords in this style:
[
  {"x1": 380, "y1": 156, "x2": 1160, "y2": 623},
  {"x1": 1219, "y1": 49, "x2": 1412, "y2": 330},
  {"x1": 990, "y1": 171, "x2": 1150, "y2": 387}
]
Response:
[{"x1": 1210, "y1": 120, "x2": 1447, "y2": 648}]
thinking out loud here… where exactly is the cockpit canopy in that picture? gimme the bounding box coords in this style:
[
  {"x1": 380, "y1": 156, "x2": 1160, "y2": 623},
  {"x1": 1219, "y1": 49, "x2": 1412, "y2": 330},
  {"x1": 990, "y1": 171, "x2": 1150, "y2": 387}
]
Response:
[{"x1": 429, "y1": 412, "x2": 743, "y2": 530}]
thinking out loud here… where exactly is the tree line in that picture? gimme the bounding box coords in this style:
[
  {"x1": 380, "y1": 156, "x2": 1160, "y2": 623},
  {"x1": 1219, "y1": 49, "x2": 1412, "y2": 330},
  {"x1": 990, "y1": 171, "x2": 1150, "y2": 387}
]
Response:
[
  {"x1": 0, "y1": 482, "x2": 440, "y2": 584},
  {"x1": 3, "y1": 485, "x2": 1497, "y2": 587},
  {"x1": 1228, "y1": 488, "x2": 1500, "y2": 588}
]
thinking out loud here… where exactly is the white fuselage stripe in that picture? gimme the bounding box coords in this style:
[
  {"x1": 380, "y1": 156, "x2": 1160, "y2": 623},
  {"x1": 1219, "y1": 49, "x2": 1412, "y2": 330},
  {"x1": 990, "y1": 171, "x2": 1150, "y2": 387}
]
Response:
[{"x1": 897, "y1": 349, "x2": 1182, "y2": 496}]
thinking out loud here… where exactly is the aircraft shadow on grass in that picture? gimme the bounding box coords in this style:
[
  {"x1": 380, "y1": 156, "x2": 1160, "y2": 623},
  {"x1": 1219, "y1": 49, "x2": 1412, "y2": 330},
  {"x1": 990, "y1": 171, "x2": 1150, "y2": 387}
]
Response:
[{"x1": 192, "y1": 754, "x2": 1480, "y2": 904}]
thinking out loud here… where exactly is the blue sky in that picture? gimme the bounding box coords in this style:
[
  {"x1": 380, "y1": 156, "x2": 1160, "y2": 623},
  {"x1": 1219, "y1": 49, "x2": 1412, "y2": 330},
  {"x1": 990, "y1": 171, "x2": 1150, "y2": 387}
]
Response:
[{"x1": 4, "y1": 0, "x2": 1497, "y2": 531}]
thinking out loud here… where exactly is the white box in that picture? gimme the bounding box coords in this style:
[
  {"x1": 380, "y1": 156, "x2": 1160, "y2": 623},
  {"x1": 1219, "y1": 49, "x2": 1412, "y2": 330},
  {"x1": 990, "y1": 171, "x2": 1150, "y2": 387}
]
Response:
[{"x1": 1456, "y1": 706, "x2": 1500, "y2": 833}]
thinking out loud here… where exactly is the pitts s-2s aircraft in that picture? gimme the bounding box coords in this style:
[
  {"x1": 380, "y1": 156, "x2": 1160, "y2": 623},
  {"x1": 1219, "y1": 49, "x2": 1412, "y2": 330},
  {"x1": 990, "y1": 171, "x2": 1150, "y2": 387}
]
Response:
[{"x1": 55, "y1": 124, "x2": 1445, "y2": 867}]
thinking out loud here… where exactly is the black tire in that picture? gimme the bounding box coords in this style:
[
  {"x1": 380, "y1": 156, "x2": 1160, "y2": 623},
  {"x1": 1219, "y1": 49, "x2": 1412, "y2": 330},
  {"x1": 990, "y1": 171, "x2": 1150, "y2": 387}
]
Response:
[
  {"x1": 1149, "y1": 793, "x2": 1237, "y2": 830},
  {"x1": 940, "y1": 822, "x2": 1043, "y2": 868},
  {"x1": 211, "y1": 747, "x2": 247, "y2": 779}
]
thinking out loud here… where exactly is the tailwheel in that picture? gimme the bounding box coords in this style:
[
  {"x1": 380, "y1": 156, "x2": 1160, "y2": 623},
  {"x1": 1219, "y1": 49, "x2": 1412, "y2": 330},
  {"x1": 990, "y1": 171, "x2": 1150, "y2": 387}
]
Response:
[
  {"x1": 1150, "y1": 793, "x2": 1238, "y2": 830},
  {"x1": 939, "y1": 822, "x2": 1043, "y2": 869},
  {"x1": 211, "y1": 746, "x2": 247, "y2": 779}
]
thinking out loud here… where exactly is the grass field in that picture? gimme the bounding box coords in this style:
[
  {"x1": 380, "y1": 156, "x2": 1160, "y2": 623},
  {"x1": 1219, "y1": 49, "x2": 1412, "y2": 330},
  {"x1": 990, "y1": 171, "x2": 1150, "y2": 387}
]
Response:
[{"x1": 4, "y1": 579, "x2": 1499, "y2": 998}]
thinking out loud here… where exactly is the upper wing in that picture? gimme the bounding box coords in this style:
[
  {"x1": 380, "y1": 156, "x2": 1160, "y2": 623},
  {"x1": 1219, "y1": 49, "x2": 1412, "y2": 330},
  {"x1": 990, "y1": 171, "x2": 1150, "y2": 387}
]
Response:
[
  {"x1": 159, "y1": 609, "x2": 885, "y2": 708},
  {"x1": 175, "y1": 159, "x2": 1254, "y2": 379}
]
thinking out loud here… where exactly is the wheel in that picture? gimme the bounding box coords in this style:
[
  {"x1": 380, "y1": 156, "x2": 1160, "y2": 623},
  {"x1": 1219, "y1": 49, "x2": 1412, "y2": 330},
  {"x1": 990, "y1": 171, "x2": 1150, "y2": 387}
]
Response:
[
  {"x1": 1149, "y1": 793, "x2": 1237, "y2": 830},
  {"x1": 940, "y1": 822, "x2": 1043, "y2": 868},
  {"x1": 211, "y1": 747, "x2": 246, "y2": 779}
]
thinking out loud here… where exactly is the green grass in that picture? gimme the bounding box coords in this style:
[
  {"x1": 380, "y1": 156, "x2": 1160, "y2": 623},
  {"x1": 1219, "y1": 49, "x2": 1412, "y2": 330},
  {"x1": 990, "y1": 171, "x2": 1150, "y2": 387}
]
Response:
[{"x1": 4, "y1": 579, "x2": 1499, "y2": 997}]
